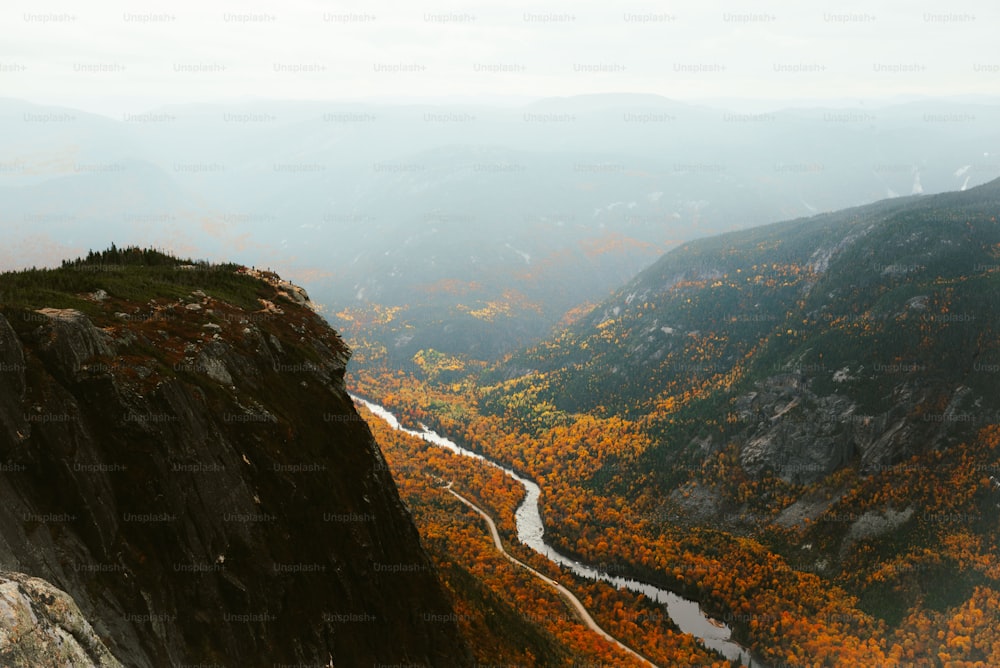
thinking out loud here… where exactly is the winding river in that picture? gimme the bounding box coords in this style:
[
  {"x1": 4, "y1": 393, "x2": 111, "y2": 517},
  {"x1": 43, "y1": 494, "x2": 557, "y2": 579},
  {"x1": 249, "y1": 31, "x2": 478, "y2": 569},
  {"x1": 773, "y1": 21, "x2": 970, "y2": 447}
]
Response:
[{"x1": 353, "y1": 395, "x2": 755, "y2": 667}]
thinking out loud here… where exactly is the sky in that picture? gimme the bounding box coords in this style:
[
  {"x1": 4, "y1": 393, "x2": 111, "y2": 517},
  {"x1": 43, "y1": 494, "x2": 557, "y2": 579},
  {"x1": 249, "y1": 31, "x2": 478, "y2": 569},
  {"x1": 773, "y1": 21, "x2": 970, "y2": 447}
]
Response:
[{"x1": 2, "y1": 0, "x2": 998, "y2": 116}]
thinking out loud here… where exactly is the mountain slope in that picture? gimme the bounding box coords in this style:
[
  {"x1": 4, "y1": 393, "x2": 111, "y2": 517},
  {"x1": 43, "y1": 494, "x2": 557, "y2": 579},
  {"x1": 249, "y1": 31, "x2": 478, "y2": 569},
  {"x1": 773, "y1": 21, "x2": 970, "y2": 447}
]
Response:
[
  {"x1": 488, "y1": 178, "x2": 1000, "y2": 481},
  {"x1": 0, "y1": 248, "x2": 470, "y2": 667},
  {"x1": 348, "y1": 178, "x2": 1000, "y2": 664},
  {"x1": 443, "y1": 178, "x2": 1000, "y2": 654}
]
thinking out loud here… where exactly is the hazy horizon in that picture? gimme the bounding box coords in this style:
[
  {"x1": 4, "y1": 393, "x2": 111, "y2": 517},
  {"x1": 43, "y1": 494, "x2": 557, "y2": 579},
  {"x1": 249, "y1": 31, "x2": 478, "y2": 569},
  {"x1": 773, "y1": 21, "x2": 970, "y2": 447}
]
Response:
[
  {"x1": 7, "y1": 91, "x2": 1000, "y2": 120},
  {"x1": 3, "y1": 0, "x2": 999, "y2": 115},
  {"x1": 3, "y1": 0, "x2": 999, "y2": 300}
]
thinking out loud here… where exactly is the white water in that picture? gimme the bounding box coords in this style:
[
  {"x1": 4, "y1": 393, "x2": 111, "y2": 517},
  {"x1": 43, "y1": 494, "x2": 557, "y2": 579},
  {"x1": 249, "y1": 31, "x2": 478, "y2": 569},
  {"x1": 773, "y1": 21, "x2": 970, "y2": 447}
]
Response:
[{"x1": 354, "y1": 395, "x2": 753, "y2": 666}]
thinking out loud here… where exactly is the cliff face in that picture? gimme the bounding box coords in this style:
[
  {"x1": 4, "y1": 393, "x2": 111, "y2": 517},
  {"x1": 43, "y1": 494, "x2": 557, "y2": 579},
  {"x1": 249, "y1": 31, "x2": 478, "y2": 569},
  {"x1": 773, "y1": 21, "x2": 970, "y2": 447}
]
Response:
[{"x1": 0, "y1": 261, "x2": 470, "y2": 667}]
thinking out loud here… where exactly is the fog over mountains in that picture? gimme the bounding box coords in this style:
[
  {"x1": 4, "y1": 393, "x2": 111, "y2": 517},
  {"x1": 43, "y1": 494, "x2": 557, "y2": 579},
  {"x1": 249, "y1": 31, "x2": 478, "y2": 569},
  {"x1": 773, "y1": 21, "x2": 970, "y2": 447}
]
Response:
[{"x1": 3, "y1": 95, "x2": 999, "y2": 359}]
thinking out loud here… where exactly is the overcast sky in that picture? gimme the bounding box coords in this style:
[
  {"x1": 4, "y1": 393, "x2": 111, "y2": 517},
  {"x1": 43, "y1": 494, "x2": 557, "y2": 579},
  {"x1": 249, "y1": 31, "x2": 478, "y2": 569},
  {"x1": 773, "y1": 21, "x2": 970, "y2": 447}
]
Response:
[{"x1": 2, "y1": 0, "x2": 998, "y2": 115}]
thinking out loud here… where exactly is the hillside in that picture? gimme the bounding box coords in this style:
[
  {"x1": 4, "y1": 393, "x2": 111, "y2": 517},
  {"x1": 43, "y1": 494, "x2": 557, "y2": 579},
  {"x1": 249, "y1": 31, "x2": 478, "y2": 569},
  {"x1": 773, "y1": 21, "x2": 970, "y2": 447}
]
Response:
[
  {"x1": 488, "y1": 178, "x2": 1000, "y2": 476},
  {"x1": 0, "y1": 247, "x2": 471, "y2": 667},
  {"x1": 348, "y1": 180, "x2": 1000, "y2": 664},
  {"x1": 474, "y1": 178, "x2": 1000, "y2": 623}
]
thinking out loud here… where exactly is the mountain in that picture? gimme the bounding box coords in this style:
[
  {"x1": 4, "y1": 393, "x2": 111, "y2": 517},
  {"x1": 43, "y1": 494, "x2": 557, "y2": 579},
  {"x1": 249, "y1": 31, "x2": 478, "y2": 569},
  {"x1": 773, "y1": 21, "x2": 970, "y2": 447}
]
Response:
[
  {"x1": 340, "y1": 177, "x2": 1000, "y2": 663},
  {"x1": 489, "y1": 178, "x2": 1000, "y2": 473},
  {"x1": 488, "y1": 175, "x2": 1000, "y2": 568},
  {"x1": 0, "y1": 247, "x2": 470, "y2": 667},
  {"x1": 440, "y1": 180, "x2": 1000, "y2": 640}
]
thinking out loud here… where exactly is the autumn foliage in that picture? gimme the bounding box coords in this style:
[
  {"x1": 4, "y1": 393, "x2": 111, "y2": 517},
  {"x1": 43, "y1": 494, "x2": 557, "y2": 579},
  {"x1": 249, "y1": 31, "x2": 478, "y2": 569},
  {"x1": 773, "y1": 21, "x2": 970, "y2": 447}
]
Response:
[{"x1": 353, "y1": 368, "x2": 1000, "y2": 667}]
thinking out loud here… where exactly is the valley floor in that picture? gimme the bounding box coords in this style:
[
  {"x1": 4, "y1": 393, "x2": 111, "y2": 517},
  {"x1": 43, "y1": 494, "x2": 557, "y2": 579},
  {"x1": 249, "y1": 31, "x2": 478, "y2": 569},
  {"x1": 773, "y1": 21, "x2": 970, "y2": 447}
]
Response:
[{"x1": 353, "y1": 368, "x2": 1000, "y2": 667}]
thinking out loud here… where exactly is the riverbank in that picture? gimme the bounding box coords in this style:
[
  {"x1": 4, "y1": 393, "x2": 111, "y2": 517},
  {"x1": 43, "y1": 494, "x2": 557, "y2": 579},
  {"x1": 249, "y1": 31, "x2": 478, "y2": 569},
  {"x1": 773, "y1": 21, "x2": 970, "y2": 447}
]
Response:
[{"x1": 352, "y1": 394, "x2": 754, "y2": 666}]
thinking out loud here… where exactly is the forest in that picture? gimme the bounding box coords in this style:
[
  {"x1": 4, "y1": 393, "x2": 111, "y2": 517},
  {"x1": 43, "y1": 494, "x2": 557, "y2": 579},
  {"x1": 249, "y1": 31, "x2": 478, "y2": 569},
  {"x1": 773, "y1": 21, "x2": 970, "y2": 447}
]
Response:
[{"x1": 344, "y1": 184, "x2": 1000, "y2": 665}]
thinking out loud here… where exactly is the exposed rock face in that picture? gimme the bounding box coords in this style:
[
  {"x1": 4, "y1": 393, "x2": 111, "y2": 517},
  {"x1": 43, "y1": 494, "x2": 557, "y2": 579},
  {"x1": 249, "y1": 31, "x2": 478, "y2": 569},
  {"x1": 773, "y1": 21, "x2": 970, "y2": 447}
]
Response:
[
  {"x1": 734, "y1": 373, "x2": 868, "y2": 484},
  {"x1": 843, "y1": 507, "x2": 915, "y2": 553},
  {"x1": 32, "y1": 309, "x2": 114, "y2": 382},
  {"x1": 732, "y1": 370, "x2": 967, "y2": 485},
  {"x1": 739, "y1": 395, "x2": 852, "y2": 484},
  {"x1": 0, "y1": 316, "x2": 27, "y2": 445},
  {"x1": 0, "y1": 278, "x2": 470, "y2": 666},
  {"x1": 0, "y1": 571, "x2": 121, "y2": 668}
]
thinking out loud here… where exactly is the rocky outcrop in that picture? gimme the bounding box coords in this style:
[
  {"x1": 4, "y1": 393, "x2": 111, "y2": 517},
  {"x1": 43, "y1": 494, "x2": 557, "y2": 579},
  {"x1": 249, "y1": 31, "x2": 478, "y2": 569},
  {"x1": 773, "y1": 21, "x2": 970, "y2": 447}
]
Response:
[
  {"x1": 732, "y1": 371, "x2": 951, "y2": 485},
  {"x1": 0, "y1": 273, "x2": 471, "y2": 667},
  {"x1": 842, "y1": 507, "x2": 915, "y2": 554},
  {"x1": 240, "y1": 267, "x2": 318, "y2": 312},
  {"x1": 734, "y1": 374, "x2": 863, "y2": 484},
  {"x1": 32, "y1": 309, "x2": 114, "y2": 382},
  {"x1": 0, "y1": 571, "x2": 121, "y2": 668}
]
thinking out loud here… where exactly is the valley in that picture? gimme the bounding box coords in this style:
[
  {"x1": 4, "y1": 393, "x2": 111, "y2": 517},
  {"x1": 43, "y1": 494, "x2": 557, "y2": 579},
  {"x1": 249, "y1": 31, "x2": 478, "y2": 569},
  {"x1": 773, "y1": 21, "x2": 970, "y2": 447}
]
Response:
[
  {"x1": 2, "y1": 179, "x2": 996, "y2": 665},
  {"x1": 0, "y1": 158, "x2": 998, "y2": 667},
  {"x1": 342, "y1": 179, "x2": 1000, "y2": 666},
  {"x1": 4, "y1": 4, "x2": 1000, "y2": 665},
  {"x1": 355, "y1": 394, "x2": 752, "y2": 666}
]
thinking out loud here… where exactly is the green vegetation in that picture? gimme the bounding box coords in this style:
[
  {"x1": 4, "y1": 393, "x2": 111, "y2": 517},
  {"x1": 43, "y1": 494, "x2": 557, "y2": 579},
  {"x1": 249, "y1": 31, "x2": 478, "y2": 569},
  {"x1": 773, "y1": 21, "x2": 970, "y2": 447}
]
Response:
[{"x1": 0, "y1": 245, "x2": 270, "y2": 314}]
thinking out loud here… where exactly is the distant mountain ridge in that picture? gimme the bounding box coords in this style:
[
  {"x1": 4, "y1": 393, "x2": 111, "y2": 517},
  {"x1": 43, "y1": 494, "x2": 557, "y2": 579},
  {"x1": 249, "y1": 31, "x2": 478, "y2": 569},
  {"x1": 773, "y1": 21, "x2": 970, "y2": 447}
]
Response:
[{"x1": 4, "y1": 96, "x2": 1000, "y2": 364}]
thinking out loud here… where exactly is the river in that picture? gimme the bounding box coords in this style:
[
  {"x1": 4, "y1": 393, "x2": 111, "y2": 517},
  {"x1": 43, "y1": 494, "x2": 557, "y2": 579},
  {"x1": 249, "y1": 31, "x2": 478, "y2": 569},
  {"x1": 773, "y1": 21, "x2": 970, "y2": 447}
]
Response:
[{"x1": 353, "y1": 395, "x2": 755, "y2": 667}]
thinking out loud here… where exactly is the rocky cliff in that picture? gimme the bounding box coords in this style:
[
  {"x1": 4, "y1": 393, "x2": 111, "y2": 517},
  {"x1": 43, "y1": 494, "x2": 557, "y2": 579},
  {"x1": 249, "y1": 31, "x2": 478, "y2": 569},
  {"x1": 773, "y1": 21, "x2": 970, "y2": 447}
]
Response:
[{"x1": 0, "y1": 251, "x2": 471, "y2": 667}]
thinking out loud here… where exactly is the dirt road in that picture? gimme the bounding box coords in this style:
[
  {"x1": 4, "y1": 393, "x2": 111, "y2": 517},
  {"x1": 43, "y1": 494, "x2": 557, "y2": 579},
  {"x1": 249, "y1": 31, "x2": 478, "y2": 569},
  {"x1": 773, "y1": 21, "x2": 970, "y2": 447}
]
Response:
[{"x1": 446, "y1": 486, "x2": 658, "y2": 668}]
